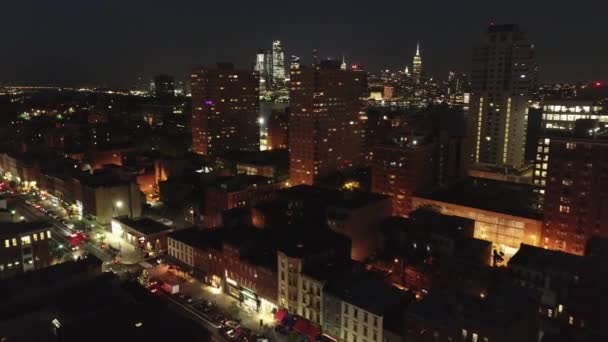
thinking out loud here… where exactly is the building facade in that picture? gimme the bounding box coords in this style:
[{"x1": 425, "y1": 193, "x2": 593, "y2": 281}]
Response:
[
  {"x1": 371, "y1": 139, "x2": 436, "y2": 217},
  {"x1": 469, "y1": 24, "x2": 536, "y2": 169},
  {"x1": 532, "y1": 101, "x2": 605, "y2": 188},
  {"x1": 0, "y1": 222, "x2": 53, "y2": 279},
  {"x1": 542, "y1": 134, "x2": 608, "y2": 255},
  {"x1": 191, "y1": 63, "x2": 260, "y2": 156},
  {"x1": 411, "y1": 193, "x2": 542, "y2": 258},
  {"x1": 289, "y1": 60, "x2": 367, "y2": 185},
  {"x1": 202, "y1": 175, "x2": 280, "y2": 228}
]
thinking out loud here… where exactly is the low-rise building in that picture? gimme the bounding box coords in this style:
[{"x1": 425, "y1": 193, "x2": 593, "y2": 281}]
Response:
[
  {"x1": 323, "y1": 271, "x2": 413, "y2": 342},
  {"x1": 168, "y1": 226, "x2": 279, "y2": 316},
  {"x1": 111, "y1": 216, "x2": 174, "y2": 254},
  {"x1": 507, "y1": 244, "x2": 605, "y2": 332},
  {"x1": 255, "y1": 185, "x2": 391, "y2": 261},
  {"x1": 404, "y1": 288, "x2": 539, "y2": 342},
  {"x1": 277, "y1": 231, "x2": 351, "y2": 316},
  {"x1": 78, "y1": 171, "x2": 142, "y2": 225},
  {"x1": 0, "y1": 221, "x2": 53, "y2": 278},
  {"x1": 203, "y1": 175, "x2": 280, "y2": 228},
  {"x1": 412, "y1": 179, "x2": 542, "y2": 258}
]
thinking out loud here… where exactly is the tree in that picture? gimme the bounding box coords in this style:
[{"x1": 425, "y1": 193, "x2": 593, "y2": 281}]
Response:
[{"x1": 492, "y1": 249, "x2": 505, "y2": 267}]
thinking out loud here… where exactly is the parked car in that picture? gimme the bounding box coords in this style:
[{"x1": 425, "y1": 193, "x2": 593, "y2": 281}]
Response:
[{"x1": 224, "y1": 320, "x2": 239, "y2": 329}]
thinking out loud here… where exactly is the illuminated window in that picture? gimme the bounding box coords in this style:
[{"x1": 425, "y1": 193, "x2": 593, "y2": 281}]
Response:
[
  {"x1": 47, "y1": 231, "x2": 51, "y2": 239},
  {"x1": 40, "y1": 232, "x2": 45, "y2": 240},
  {"x1": 21, "y1": 236, "x2": 31, "y2": 245},
  {"x1": 566, "y1": 142, "x2": 576, "y2": 150},
  {"x1": 472, "y1": 333, "x2": 478, "y2": 342},
  {"x1": 4, "y1": 240, "x2": 9, "y2": 248},
  {"x1": 462, "y1": 329, "x2": 468, "y2": 338},
  {"x1": 11, "y1": 238, "x2": 17, "y2": 247},
  {"x1": 33, "y1": 234, "x2": 37, "y2": 241}
]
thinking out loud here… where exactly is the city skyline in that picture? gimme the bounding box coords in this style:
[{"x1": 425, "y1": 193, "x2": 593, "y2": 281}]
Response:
[{"x1": 1, "y1": 0, "x2": 607, "y2": 87}]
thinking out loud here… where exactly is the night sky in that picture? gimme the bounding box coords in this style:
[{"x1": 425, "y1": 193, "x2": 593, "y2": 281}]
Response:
[{"x1": 2, "y1": 0, "x2": 606, "y2": 87}]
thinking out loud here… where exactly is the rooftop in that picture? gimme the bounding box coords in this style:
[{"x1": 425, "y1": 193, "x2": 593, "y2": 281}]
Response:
[
  {"x1": 406, "y1": 287, "x2": 536, "y2": 329},
  {"x1": 77, "y1": 169, "x2": 132, "y2": 188},
  {"x1": 278, "y1": 185, "x2": 390, "y2": 211},
  {"x1": 326, "y1": 270, "x2": 412, "y2": 316},
  {"x1": 508, "y1": 243, "x2": 584, "y2": 274},
  {"x1": 0, "y1": 260, "x2": 209, "y2": 341},
  {"x1": 208, "y1": 174, "x2": 275, "y2": 192},
  {"x1": 416, "y1": 178, "x2": 542, "y2": 219},
  {"x1": 278, "y1": 229, "x2": 350, "y2": 259},
  {"x1": 380, "y1": 210, "x2": 475, "y2": 239},
  {"x1": 301, "y1": 260, "x2": 362, "y2": 283},
  {"x1": 115, "y1": 216, "x2": 173, "y2": 235},
  {"x1": 220, "y1": 149, "x2": 288, "y2": 168},
  {"x1": 0, "y1": 221, "x2": 52, "y2": 237},
  {"x1": 168, "y1": 226, "x2": 225, "y2": 251}
]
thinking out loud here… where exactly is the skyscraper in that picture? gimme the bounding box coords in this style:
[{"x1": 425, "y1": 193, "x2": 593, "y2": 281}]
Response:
[
  {"x1": 469, "y1": 24, "x2": 536, "y2": 169},
  {"x1": 191, "y1": 63, "x2": 260, "y2": 156},
  {"x1": 254, "y1": 49, "x2": 269, "y2": 95},
  {"x1": 412, "y1": 42, "x2": 422, "y2": 84},
  {"x1": 272, "y1": 40, "x2": 286, "y2": 90},
  {"x1": 289, "y1": 60, "x2": 367, "y2": 185}
]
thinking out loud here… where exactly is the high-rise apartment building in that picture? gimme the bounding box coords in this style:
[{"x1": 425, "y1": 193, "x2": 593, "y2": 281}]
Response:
[
  {"x1": 191, "y1": 63, "x2": 260, "y2": 156},
  {"x1": 469, "y1": 24, "x2": 536, "y2": 169},
  {"x1": 532, "y1": 100, "x2": 605, "y2": 188},
  {"x1": 288, "y1": 60, "x2": 367, "y2": 185},
  {"x1": 447, "y1": 71, "x2": 470, "y2": 104},
  {"x1": 154, "y1": 74, "x2": 175, "y2": 98},
  {"x1": 542, "y1": 121, "x2": 608, "y2": 255},
  {"x1": 371, "y1": 135, "x2": 436, "y2": 217}
]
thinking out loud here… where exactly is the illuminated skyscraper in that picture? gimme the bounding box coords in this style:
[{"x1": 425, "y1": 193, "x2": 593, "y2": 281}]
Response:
[
  {"x1": 254, "y1": 49, "x2": 269, "y2": 95},
  {"x1": 289, "y1": 60, "x2": 367, "y2": 185},
  {"x1": 191, "y1": 63, "x2": 260, "y2": 156},
  {"x1": 272, "y1": 40, "x2": 286, "y2": 90},
  {"x1": 412, "y1": 42, "x2": 422, "y2": 84},
  {"x1": 469, "y1": 24, "x2": 536, "y2": 169}
]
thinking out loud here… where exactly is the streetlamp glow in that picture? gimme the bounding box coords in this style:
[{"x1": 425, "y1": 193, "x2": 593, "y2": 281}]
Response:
[{"x1": 115, "y1": 200, "x2": 123, "y2": 209}]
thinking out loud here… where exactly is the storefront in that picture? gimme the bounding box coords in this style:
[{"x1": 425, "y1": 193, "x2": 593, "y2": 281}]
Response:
[
  {"x1": 226, "y1": 276, "x2": 241, "y2": 299},
  {"x1": 241, "y1": 287, "x2": 260, "y2": 312},
  {"x1": 260, "y1": 297, "x2": 277, "y2": 317}
]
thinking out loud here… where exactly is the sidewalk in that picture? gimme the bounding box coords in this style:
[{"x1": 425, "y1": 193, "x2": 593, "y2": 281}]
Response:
[
  {"x1": 88, "y1": 225, "x2": 144, "y2": 264},
  {"x1": 150, "y1": 264, "x2": 278, "y2": 336}
]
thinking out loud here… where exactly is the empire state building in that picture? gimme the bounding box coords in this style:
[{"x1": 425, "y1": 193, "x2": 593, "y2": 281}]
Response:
[{"x1": 412, "y1": 42, "x2": 422, "y2": 84}]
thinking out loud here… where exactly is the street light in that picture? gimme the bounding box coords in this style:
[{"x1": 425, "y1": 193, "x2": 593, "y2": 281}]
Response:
[{"x1": 115, "y1": 200, "x2": 123, "y2": 209}]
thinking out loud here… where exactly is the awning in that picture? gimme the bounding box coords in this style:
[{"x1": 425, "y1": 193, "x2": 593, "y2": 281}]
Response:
[
  {"x1": 306, "y1": 324, "x2": 320, "y2": 342},
  {"x1": 294, "y1": 319, "x2": 320, "y2": 342},
  {"x1": 274, "y1": 308, "x2": 287, "y2": 322}
]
